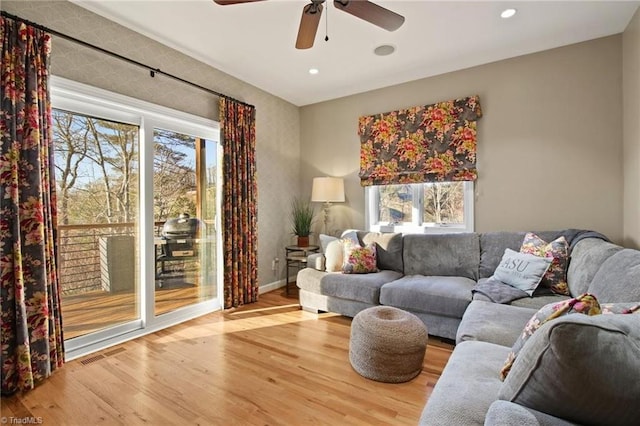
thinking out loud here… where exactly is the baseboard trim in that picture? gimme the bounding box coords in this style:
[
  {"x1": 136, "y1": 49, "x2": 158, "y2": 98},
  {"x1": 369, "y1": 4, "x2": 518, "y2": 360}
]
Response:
[{"x1": 259, "y1": 279, "x2": 286, "y2": 294}]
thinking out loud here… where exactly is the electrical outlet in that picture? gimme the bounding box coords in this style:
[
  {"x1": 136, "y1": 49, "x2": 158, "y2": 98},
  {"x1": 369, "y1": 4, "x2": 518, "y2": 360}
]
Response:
[{"x1": 271, "y1": 257, "x2": 279, "y2": 271}]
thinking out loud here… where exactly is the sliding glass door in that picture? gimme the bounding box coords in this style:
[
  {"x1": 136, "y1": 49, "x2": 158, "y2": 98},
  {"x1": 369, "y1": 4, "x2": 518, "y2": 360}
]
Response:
[
  {"x1": 53, "y1": 110, "x2": 140, "y2": 339},
  {"x1": 52, "y1": 76, "x2": 222, "y2": 359},
  {"x1": 153, "y1": 130, "x2": 219, "y2": 315}
]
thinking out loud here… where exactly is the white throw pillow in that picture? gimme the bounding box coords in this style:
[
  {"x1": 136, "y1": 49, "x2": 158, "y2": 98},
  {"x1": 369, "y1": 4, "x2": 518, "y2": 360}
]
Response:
[{"x1": 325, "y1": 239, "x2": 344, "y2": 272}]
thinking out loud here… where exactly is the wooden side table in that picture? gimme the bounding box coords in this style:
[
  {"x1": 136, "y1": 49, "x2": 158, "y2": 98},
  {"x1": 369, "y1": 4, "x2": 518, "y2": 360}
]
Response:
[{"x1": 285, "y1": 245, "x2": 320, "y2": 296}]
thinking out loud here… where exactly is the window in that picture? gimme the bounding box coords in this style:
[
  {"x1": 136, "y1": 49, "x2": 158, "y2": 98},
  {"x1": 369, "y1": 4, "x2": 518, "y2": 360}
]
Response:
[{"x1": 365, "y1": 181, "x2": 474, "y2": 234}]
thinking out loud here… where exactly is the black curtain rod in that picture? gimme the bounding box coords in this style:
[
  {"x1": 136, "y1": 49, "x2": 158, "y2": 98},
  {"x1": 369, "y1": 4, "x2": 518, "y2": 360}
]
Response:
[{"x1": 1, "y1": 10, "x2": 254, "y2": 109}]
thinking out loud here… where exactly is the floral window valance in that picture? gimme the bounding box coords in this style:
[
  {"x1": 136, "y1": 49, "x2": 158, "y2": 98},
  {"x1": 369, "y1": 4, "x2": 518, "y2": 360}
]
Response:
[{"x1": 358, "y1": 95, "x2": 482, "y2": 186}]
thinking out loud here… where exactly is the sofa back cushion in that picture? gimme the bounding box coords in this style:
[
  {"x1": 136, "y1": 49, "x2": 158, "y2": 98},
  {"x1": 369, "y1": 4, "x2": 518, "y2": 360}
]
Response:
[
  {"x1": 566, "y1": 238, "x2": 623, "y2": 296},
  {"x1": 479, "y1": 231, "x2": 559, "y2": 279},
  {"x1": 403, "y1": 233, "x2": 479, "y2": 280},
  {"x1": 587, "y1": 249, "x2": 640, "y2": 303},
  {"x1": 498, "y1": 313, "x2": 640, "y2": 426}
]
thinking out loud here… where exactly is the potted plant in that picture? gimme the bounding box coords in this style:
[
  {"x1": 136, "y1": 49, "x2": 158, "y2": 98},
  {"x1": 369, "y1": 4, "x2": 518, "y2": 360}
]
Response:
[{"x1": 290, "y1": 197, "x2": 315, "y2": 247}]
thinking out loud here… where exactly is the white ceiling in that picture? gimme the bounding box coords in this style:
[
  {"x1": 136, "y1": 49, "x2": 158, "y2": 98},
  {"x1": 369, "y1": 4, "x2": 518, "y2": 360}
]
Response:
[{"x1": 72, "y1": 0, "x2": 639, "y2": 106}]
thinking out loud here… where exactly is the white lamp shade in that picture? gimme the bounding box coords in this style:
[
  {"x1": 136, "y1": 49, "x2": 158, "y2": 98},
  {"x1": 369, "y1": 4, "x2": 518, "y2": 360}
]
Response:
[{"x1": 311, "y1": 177, "x2": 345, "y2": 203}]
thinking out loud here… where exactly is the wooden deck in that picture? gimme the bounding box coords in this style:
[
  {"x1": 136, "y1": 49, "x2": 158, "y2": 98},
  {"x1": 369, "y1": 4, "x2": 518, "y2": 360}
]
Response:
[
  {"x1": 2, "y1": 290, "x2": 454, "y2": 425},
  {"x1": 61, "y1": 279, "x2": 216, "y2": 340}
]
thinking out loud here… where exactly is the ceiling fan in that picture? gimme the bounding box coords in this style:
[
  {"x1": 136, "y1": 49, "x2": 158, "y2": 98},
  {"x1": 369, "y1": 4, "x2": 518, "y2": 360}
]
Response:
[{"x1": 213, "y1": 0, "x2": 405, "y2": 49}]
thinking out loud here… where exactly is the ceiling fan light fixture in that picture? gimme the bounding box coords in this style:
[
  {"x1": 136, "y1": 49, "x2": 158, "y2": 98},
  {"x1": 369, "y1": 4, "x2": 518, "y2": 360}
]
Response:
[
  {"x1": 374, "y1": 44, "x2": 395, "y2": 56},
  {"x1": 500, "y1": 8, "x2": 517, "y2": 19},
  {"x1": 309, "y1": 68, "x2": 319, "y2": 75}
]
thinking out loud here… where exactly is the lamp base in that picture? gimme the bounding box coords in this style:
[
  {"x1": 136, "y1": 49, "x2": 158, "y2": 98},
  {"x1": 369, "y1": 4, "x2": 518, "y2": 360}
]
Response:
[{"x1": 323, "y1": 202, "x2": 332, "y2": 235}]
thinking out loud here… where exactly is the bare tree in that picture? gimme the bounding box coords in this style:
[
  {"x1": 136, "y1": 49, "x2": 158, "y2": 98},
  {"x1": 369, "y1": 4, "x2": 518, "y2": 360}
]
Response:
[
  {"x1": 53, "y1": 111, "x2": 201, "y2": 225},
  {"x1": 53, "y1": 111, "x2": 89, "y2": 225},
  {"x1": 85, "y1": 118, "x2": 138, "y2": 223},
  {"x1": 424, "y1": 182, "x2": 464, "y2": 223},
  {"x1": 153, "y1": 130, "x2": 196, "y2": 221}
]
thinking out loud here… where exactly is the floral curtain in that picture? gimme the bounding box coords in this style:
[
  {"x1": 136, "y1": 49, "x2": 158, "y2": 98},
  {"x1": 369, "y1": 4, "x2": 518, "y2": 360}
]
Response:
[
  {"x1": 358, "y1": 95, "x2": 482, "y2": 186},
  {"x1": 219, "y1": 97, "x2": 258, "y2": 308},
  {"x1": 1, "y1": 16, "x2": 64, "y2": 395}
]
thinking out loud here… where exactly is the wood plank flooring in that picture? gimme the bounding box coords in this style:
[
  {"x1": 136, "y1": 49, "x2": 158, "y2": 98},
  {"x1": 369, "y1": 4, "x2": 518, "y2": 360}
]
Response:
[
  {"x1": 61, "y1": 281, "x2": 216, "y2": 339},
  {"x1": 1, "y1": 290, "x2": 454, "y2": 425}
]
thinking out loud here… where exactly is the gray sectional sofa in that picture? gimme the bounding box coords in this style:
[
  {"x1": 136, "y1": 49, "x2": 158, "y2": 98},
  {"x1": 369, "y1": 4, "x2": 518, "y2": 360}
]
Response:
[
  {"x1": 296, "y1": 230, "x2": 640, "y2": 425},
  {"x1": 298, "y1": 230, "x2": 597, "y2": 339}
]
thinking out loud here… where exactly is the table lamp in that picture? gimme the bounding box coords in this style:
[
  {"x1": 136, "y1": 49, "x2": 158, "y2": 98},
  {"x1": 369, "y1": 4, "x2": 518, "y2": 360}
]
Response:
[{"x1": 311, "y1": 176, "x2": 345, "y2": 234}]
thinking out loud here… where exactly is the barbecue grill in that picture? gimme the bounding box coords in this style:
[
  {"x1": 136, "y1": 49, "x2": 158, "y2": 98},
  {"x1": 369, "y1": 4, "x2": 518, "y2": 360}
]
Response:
[
  {"x1": 160, "y1": 213, "x2": 203, "y2": 258},
  {"x1": 156, "y1": 213, "x2": 204, "y2": 283}
]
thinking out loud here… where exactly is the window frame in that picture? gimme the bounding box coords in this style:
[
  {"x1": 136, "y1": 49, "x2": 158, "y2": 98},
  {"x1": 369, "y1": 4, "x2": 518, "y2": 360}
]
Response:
[{"x1": 365, "y1": 181, "x2": 475, "y2": 234}]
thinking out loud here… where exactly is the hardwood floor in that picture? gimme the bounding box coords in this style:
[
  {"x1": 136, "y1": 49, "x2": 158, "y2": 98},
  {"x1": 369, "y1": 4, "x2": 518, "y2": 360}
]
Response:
[
  {"x1": 1, "y1": 290, "x2": 454, "y2": 425},
  {"x1": 61, "y1": 281, "x2": 216, "y2": 339}
]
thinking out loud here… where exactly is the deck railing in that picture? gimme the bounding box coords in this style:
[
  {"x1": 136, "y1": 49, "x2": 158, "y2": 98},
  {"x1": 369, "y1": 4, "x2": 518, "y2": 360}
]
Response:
[
  {"x1": 58, "y1": 220, "x2": 215, "y2": 296},
  {"x1": 58, "y1": 222, "x2": 138, "y2": 296}
]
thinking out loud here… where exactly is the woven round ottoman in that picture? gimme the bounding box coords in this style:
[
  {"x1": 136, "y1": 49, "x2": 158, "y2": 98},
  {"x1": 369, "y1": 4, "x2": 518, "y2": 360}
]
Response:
[{"x1": 349, "y1": 306, "x2": 428, "y2": 383}]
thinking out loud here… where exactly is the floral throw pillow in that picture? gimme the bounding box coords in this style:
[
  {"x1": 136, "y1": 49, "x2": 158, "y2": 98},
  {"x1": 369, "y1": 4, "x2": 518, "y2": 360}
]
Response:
[
  {"x1": 342, "y1": 240, "x2": 378, "y2": 274},
  {"x1": 520, "y1": 232, "x2": 570, "y2": 296},
  {"x1": 499, "y1": 293, "x2": 601, "y2": 381}
]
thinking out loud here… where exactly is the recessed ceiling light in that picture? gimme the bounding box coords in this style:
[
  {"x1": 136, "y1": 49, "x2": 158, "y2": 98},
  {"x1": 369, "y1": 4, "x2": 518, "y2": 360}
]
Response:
[
  {"x1": 374, "y1": 44, "x2": 395, "y2": 56},
  {"x1": 309, "y1": 68, "x2": 319, "y2": 75},
  {"x1": 501, "y1": 8, "x2": 517, "y2": 19}
]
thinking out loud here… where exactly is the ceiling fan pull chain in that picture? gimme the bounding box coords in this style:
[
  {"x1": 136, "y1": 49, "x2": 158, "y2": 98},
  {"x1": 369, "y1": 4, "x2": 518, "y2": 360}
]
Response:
[{"x1": 325, "y1": 2, "x2": 329, "y2": 42}]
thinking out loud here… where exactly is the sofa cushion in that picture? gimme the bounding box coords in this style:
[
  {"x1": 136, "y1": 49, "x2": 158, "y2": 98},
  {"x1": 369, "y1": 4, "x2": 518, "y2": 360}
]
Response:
[
  {"x1": 588, "y1": 249, "x2": 640, "y2": 303},
  {"x1": 456, "y1": 300, "x2": 536, "y2": 346},
  {"x1": 342, "y1": 240, "x2": 378, "y2": 274},
  {"x1": 566, "y1": 238, "x2": 622, "y2": 296},
  {"x1": 359, "y1": 232, "x2": 403, "y2": 272},
  {"x1": 403, "y1": 233, "x2": 479, "y2": 280},
  {"x1": 311, "y1": 270, "x2": 403, "y2": 304},
  {"x1": 380, "y1": 275, "x2": 475, "y2": 318},
  {"x1": 479, "y1": 231, "x2": 560, "y2": 279},
  {"x1": 520, "y1": 232, "x2": 570, "y2": 296},
  {"x1": 419, "y1": 340, "x2": 510, "y2": 426},
  {"x1": 471, "y1": 281, "x2": 570, "y2": 310},
  {"x1": 500, "y1": 293, "x2": 601, "y2": 380},
  {"x1": 492, "y1": 249, "x2": 552, "y2": 296},
  {"x1": 509, "y1": 293, "x2": 570, "y2": 310},
  {"x1": 498, "y1": 314, "x2": 640, "y2": 426},
  {"x1": 485, "y1": 401, "x2": 581, "y2": 426}
]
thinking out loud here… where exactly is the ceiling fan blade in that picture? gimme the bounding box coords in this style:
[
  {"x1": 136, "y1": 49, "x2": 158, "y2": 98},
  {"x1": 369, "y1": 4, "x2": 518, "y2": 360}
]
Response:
[
  {"x1": 333, "y1": 0, "x2": 404, "y2": 31},
  {"x1": 296, "y1": 3, "x2": 324, "y2": 49},
  {"x1": 214, "y1": 0, "x2": 266, "y2": 5}
]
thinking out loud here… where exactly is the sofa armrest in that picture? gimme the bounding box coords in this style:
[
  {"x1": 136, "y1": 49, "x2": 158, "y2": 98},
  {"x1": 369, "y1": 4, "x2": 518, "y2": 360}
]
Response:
[
  {"x1": 306, "y1": 252, "x2": 325, "y2": 271},
  {"x1": 485, "y1": 400, "x2": 579, "y2": 426}
]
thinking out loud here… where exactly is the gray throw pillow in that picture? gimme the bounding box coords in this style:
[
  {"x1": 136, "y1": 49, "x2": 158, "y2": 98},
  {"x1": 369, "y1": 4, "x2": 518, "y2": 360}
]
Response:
[
  {"x1": 493, "y1": 249, "x2": 552, "y2": 296},
  {"x1": 360, "y1": 232, "x2": 403, "y2": 272}
]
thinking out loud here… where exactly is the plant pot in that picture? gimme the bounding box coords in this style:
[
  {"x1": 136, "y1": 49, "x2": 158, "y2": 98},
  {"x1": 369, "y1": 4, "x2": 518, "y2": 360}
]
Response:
[{"x1": 297, "y1": 236, "x2": 309, "y2": 247}]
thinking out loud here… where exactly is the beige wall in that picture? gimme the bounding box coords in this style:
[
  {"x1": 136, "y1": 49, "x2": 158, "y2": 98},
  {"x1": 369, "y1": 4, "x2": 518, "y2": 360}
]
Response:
[
  {"x1": 301, "y1": 36, "x2": 624, "y2": 243},
  {"x1": 623, "y1": 8, "x2": 640, "y2": 249},
  {"x1": 2, "y1": 0, "x2": 301, "y2": 287}
]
